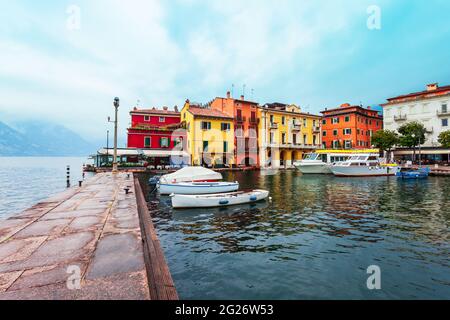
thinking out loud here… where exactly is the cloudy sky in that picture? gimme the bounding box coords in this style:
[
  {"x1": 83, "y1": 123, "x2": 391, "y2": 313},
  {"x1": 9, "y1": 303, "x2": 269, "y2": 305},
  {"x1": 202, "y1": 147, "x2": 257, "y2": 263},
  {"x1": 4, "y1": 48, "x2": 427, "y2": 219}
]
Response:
[{"x1": 0, "y1": 0, "x2": 449, "y2": 145}]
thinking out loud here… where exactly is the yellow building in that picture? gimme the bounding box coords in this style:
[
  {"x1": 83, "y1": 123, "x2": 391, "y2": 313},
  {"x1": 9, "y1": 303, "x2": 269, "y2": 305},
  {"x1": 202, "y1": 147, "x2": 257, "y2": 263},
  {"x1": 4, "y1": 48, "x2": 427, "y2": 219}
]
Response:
[
  {"x1": 181, "y1": 100, "x2": 235, "y2": 167},
  {"x1": 258, "y1": 103, "x2": 322, "y2": 169}
]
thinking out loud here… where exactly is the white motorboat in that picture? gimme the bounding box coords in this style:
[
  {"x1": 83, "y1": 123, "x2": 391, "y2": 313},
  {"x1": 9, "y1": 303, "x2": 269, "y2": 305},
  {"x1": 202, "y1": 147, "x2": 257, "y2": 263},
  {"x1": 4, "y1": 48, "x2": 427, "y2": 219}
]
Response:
[
  {"x1": 159, "y1": 181, "x2": 239, "y2": 195},
  {"x1": 293, "y1": 149, "x2": 380, "y2": 174},
  {"x1": 330, "y1": 154, "x2": 399, "y2": 177},
  {"x1": 170, "y1": 189, "x2": 270, "y2": 208},
  {"x1": 159, "y1": 166, "x2": 222, "y2": 184}
]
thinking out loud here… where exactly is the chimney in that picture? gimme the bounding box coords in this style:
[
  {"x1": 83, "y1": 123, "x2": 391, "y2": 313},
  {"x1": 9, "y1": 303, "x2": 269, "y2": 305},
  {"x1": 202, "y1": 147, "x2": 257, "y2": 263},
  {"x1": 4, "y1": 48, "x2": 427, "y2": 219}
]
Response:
[
  {"x1": 226, "y1": 91, "x2": 231, "y2": 99},
  {"x1": 174, "y1": 105, "x2": 179, "y2": 112},
  {"x1": 426, "y1": 83, "x2": 438, "y2": 91},
  {"x1": 163, "y1": 106, "x2": 168, "y2": 111},
  {"x1": 341, "y1": 103, "x2": 351, "y2": 108},
  {"x1": 367, "y1": 106, "x2": 371, "y2": 110},
  {"x1": 240, "y1": 95, "x2": 245, "y2": 100},
  {"x1": 133, "y1": 107, "x2": 137, "y2": 111}
]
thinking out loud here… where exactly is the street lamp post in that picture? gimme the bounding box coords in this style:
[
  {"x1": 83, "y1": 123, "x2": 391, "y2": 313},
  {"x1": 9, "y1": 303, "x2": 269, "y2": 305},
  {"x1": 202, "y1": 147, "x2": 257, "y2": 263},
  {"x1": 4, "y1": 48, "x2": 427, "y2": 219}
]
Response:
[
  {"x1": 106, "y1": 130, "x2": 110, "y2": 166},
  {"x1": 112, "y1": 97, "x2": 119, "y2": 174}
]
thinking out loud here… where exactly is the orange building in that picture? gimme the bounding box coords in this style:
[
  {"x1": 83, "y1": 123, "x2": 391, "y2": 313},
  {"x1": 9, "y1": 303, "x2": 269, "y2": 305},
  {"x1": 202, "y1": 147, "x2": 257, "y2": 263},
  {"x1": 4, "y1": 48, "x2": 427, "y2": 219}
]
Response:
[
  {"x1": 209, "y1": 92, "x2": 259, "y2": 167},
  {"x1": 321, "y1": 103, "x2": 383, "y2": 149}
]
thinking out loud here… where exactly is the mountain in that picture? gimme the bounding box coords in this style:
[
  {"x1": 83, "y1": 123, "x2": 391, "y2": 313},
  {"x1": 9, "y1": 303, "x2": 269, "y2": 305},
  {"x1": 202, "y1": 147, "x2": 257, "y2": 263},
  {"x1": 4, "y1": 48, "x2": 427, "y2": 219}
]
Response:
[{"x1": 0, "y1": 120, "x2": 96, "y2": 156}]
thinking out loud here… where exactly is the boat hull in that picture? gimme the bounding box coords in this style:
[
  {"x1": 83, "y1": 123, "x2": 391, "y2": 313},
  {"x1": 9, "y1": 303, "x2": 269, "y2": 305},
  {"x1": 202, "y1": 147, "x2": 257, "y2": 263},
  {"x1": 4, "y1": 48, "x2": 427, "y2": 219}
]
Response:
[
  {"x1": 294, "y1": 162, "x2": 332, "y2": 174},
  {"x1": 331, "y1": 166, "x2": 399, "y2": 177},
  {"x1": 171, "y1": 190, "x2": 269, "y2": 208},
  {"x1": 159, "y1": 182, "x2": 239, "y2": 195}
]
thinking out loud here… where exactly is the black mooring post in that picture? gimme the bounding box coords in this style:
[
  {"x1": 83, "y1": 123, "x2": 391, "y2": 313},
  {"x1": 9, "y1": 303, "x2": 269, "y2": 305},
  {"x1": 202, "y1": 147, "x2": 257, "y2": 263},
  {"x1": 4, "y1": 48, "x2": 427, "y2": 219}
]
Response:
[{"x1": 66, "y1": 165, "x2": 71, "y2": 188}]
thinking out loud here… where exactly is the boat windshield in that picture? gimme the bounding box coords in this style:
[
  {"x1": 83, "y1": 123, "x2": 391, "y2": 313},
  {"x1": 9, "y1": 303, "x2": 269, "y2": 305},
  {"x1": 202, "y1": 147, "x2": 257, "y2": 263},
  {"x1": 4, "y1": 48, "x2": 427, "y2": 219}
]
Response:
[{"x1": 303, "y1": 153, "x2": 319, "y2": 161}]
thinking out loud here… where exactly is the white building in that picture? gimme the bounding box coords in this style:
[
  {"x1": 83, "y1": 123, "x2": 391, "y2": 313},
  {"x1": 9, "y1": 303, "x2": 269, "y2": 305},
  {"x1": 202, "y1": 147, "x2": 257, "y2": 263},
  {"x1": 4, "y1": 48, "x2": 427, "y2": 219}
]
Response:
[{"x1": 382, "y1": 83, "x2": 450, "y2": 163}]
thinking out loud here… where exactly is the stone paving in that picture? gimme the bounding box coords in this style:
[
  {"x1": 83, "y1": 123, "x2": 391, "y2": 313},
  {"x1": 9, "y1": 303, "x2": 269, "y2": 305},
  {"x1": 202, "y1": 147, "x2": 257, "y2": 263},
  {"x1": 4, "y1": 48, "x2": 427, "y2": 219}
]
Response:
[{"x1": 0, "y1": 173, "x2": 150, "y2": 300}]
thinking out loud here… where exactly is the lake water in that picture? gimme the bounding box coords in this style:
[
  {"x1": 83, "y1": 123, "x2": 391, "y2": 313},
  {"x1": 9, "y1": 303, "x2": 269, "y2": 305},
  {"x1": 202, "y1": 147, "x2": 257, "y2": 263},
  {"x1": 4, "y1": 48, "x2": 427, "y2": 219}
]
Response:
[
  {"x1": 0, "y1": 157, "x2": 93, "y2": 219},
  {"x1": 143, "y1": 170, "x2": 450, "y2": 300}
]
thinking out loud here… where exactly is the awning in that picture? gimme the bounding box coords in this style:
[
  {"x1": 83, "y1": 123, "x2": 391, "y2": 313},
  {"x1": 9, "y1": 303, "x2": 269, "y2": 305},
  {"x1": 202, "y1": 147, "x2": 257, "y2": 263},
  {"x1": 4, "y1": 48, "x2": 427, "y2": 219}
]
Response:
[{"x1": 97, "y1": 148, "x2": 190, "y2": 158}]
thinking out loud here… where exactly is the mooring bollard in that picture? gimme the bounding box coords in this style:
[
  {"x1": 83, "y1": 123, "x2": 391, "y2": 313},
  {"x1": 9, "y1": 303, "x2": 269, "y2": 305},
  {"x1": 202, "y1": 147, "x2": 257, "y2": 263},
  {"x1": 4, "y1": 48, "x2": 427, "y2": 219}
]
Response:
[
  {"x1": 66, "y1": 165, "x2": 71, "y2": 188},
  {"x1": 78, "y1": 181, "x2": 83, "y2": 187},
  {"x1": 124, "y1": 187, "x2": 130, "y2": 195}
]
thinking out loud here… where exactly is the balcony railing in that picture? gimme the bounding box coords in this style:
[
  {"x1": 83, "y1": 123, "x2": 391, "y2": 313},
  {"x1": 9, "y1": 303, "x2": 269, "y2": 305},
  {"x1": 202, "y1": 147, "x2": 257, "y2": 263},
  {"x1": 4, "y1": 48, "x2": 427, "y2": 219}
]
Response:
[
  {"x1": 437, "y1": 110, "x2": 450, "y2": 117},
  {"x1": 394, "y1": 114, "x2": 407, "y2": 121},
  {"x1": 425, "y1": 127, "x2": 434, "y2": 134},
  {"x1": 312, "y1": 126, "x2": 321, "y2": 133},
  {"x1": 269, "y1": 122, "x2": 278, "y2": 129},
  {"x1": 249, "y1": 117, "x2": 257, "y2": 124},
  {"x1": 291, "y1": 122, "x2": 301, "y2": 131},
  {"x1": 236, "y1": 116, "x2": 246, "y2": 123}
]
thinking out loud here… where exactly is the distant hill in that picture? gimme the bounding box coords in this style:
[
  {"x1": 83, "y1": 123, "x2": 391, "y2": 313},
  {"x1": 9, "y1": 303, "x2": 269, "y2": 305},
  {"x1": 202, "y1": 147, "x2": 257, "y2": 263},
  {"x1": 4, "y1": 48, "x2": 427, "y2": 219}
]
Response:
[{"x1": 0, "y1": 120, "x2": 95, "y2": 156}]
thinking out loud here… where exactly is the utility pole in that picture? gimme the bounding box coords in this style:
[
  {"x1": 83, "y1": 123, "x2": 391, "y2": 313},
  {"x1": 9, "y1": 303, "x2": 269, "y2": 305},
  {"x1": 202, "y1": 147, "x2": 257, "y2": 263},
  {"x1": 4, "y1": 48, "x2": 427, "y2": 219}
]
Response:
[
  {"x1": 112, "y1": 97, "x2": 120, "y2": 174},
  {"x1": 106, "y1": 130, "x2": 110, "y2": 166}
]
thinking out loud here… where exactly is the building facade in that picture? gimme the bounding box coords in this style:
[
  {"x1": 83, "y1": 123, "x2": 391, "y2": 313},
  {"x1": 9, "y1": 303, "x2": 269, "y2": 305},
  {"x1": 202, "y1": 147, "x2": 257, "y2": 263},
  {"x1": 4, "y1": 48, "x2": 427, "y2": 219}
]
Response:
[
  {"x1": 209, "y1": 92, "x2": 259, "y2": 167},
  {"x1": 382, "y1": 83, "x2": 450, "y2": 163},
  {"x1": 321, "y1": 103, "x2": 383, "y2": 149},
  {"x1": 126, "y1": 107, "x2": 186, "y2": 165},
  {"x1": 258, "y1": 103, "x2": 322, "y2": 169},
  {"x1": 181, "y1": 100, "x2": 235, "y2": 167}
]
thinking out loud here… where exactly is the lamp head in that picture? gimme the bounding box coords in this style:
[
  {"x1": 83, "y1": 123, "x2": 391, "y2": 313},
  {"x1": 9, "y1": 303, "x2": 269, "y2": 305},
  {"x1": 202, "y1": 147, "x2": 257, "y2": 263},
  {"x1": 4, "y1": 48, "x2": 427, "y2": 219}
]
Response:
[{"x1": 114, "y1": 97, "x2": 120, "y2": 108}]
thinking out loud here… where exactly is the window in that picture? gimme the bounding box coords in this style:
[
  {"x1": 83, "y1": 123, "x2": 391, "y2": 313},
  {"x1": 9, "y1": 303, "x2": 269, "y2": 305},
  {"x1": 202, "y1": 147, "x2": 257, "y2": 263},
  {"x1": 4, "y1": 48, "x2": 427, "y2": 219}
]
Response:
[
  {"x1": 443, "y1": 119, "x2": 449, "y2": 127},
  {"x1": 323, "y1": 131, "x2": 327, "y2": 137},
  {"x1": 144, "y1": 116, "x2": 150, "y2": 122},
  {"x1": 282, "y1": 133, "x2": 286, "y2": 144},
  {"x1": 270, "y1": 115, "x2": 274, "y2": 124},
  {"x1": 313, "y1": 135, "x2": 317, "y2": 145},
  {"x1": 223, "y1": 141, "x2": 228, "y2": 153},
  {"x1": 221, "y1": 123, "x2": 231, "y2": 131},
  {"x1": 313, "y1": 120, "x2": 316, "y2": 127},
  {"x1": 322, "y1": 119, "x2": 327, "y2": 125},
  {"x1": 174, "y1": 137, "x2": 183, "y2": 147},
  {"x1": 144, "y1": 137, "x2": 151, "y2": 147},
  {"x1": 345, "y1": 116, "x2": 350, "y2": 122},
  {"x1": 343, "y1": 128, "x2": 352, "y2": 135},
  {"x1": 332, "y1": 117, "x2": 340, "y2": 124},
  {"x1": 270, "y1": 132, "x2": 275, "y2": 144},
  {"x1": 203, "y1": 141, "x2": 209, "y2": 152},
  {"x1": 159, "y1": 117, "x2": 165, "y2": 123},
  {"x1": 303, "y1": 119, "x2": 307, "y2": 127},
  {"x1": 201, "y1": 121, "x2": 211, "y2": 130},
  {"x1": 442, "y1": 104, "x2": 448, "y2": 113},
  {"x1": 333, "y1": 129, "x2": 338, "y2": 136},
  {"x1": 293, "y1": 134, "x2": 297, "y2": 145},
  {"x1": 251, "y1": 112, "x2": 256, "y2": 122},
  {"x1": 282, "y1": 117, "x2": 285, "y2": 125},
  {"x1": 160, "y1": 137, "x2": 169, "y2": 148},
  {"x1": 332, "y1": 140, "x2": 339, "y2": 149},
  {"x1": 344, "y1": 140, "x2": 352, "y2": 149},
  {"x1": 303, "y1": 135, "x2": 307, "y2": 144},
  {"x1": 237, "y1": 109, "x2": 242, "y2": 120},
  {"x1": 357, "y1": 129, "x2": 360, "y2": 135}
]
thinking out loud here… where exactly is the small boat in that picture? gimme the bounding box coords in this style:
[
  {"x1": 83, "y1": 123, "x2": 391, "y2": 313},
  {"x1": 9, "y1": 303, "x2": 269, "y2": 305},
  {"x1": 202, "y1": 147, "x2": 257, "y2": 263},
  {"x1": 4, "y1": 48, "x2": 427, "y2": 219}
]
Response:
[
  {"x1": 396, "y1": 167, "x2": 430, "y2": 179},
  {"x1": 170, "y1": 189, "x2": 270, "y2": 208},
  {"x1": 159, "y1": 181, "x2": 240, "y2": 195},
  {"x1": 159, "y1": 166, "x2": 222, "y2": 184},
  {"x1": 330, "y1": 154, "x2": 399, "y2": 177}
]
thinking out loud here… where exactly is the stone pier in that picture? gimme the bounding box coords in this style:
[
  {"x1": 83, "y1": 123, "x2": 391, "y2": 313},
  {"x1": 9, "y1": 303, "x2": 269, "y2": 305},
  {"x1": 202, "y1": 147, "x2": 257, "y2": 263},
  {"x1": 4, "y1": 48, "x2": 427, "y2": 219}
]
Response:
[{"x1": 0, "y1": 173, "x2": 177, "y2": 300}]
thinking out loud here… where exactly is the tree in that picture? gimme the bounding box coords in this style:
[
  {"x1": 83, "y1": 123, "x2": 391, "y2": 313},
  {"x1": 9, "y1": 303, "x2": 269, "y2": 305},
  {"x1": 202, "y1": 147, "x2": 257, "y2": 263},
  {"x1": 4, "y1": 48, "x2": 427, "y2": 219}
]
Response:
[
  {"x1": 438, "y1": 130, "x2": 450, "y2": 148},
  {"x1": 371, "y1": 130, "x2": 399, "y2": 161},
  {"x1": 397, "y1": 121, "x2": 427, "y2": 162}
]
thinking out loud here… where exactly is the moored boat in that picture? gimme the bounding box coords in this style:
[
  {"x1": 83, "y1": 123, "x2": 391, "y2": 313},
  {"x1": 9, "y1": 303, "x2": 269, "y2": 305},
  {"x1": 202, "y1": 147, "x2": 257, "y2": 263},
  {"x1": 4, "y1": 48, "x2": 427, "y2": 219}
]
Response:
[
  {"x1": 396, "y1": 167, "x2": 430, "y2": 179},
  {"x1": 170, "y1": 190, "x2": 270, "y2": 208},
  {"x1": 330, "y1": 154, "x2": 399, "y2": 177},
  {"x1": 159, "y1": 181, "x2": 239, "y2": 195},
  {"x1": 159, "y1": 166, "x2": 222, "y2": 184}
]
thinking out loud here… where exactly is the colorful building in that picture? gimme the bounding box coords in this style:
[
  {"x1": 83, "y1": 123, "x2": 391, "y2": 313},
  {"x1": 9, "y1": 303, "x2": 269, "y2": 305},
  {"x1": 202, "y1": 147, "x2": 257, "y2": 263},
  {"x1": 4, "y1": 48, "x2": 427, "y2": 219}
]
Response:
[
  {"x1": 208, "y1": 92, "x2": 259, "y2": 167},
  {"x1": 321, "y1": 103, "x2": 383, "y2": 149},
  {"x1": 181, "y1": 100, "x2": 235, "y2": 167},
  {"x1": 258, "y1": 103, "x2": 322, "y2": 168},
  {"x1": 127, "y1": 106, "x2": 187, "y2": 165}
]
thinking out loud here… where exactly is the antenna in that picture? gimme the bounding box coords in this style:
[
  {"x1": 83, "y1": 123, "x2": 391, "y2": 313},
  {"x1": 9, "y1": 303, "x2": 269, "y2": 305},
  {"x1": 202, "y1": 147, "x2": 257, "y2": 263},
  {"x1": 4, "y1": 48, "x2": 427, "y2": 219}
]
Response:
[
  {"x1": 251, "y1": 88, "x2": 254, "y2": 101},
  {"x1": 231, "y1": 84, "x2": 235, "y2": 98},
  {"x1": 243, "y1": 84, "x2": 246, "y2": 97},
  {"x1": 136, "y1": 99, "x2": 141, "y2": 108}
]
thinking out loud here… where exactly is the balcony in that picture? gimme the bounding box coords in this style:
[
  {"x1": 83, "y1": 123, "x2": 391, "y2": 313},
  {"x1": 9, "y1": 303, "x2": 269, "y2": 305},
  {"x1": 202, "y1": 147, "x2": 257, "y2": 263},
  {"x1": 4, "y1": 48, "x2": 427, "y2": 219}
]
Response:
[
  {"x1": 269, "y1": 122, "x2": 278, "y2": 130},
  {"x1": 312, "y1": 126, "x2": 321, "y2": 133},
  {"x1": 249, "y1": 117, "x2": 258, "y2": 125},
  {"x1": 425, "y1": 127, "x2": 434, "y2": 134},
  {"x1": 236, "y1": 116, "x2": 247, "y2": 123},
  {"x1": 394, "y1": 114, "x2": 407, "y2": 122},
  {"x1": 437, "y1": 110, "x2": 450, "y2": 117},
  {"x1": 291, "y1": 122, "x2": 301, "y2": 131}
]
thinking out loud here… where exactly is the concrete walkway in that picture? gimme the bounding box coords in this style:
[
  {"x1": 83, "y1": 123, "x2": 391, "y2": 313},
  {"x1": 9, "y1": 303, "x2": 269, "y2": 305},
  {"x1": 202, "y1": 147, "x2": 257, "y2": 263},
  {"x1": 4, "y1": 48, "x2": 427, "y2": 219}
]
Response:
[{"x1": 0, "y1": 173, "x2": 151, "y2": 300}]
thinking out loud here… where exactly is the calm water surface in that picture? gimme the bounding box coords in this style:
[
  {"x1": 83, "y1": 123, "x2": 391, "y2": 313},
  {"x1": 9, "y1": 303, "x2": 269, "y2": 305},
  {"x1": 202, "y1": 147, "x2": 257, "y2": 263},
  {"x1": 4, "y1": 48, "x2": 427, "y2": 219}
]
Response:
[
  {"x1": 144, "y1": 170, "x2": 450, "y2": 300},
  {"x1": 0, "y1": 157, "x2": 92, "y2": 219}
]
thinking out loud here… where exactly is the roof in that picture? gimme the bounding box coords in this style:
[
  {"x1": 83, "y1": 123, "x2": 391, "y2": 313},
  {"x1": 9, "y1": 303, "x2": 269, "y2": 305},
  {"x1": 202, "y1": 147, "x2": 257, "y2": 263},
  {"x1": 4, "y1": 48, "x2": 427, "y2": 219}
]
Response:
[
  {"x1": 259, "y1": 103, "x2": 322, "y2": 118},
  {"x1": 383, "y1": 84, "x2": 450, "y2": 105},
  {"x1": 321, "y1": 104, "x2": 381, "y2": 117},
  {"x1": 130, "y1": 108, "x2": 180, "y2": 116},
  {"x1": 214, "y1": 96, "x2": 259, "y2": 105},
  {"x1": 188, "y1": 106, "x2": 234, "y2": 119}
]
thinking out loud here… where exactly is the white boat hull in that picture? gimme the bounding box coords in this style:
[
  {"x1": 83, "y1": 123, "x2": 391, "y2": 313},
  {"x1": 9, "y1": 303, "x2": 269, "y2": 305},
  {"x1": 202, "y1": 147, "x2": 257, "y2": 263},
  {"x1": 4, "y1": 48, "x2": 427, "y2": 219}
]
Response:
[
  {"x1": 171, "y1": 190, "x2": 270, "y2": 208},
  {"x1": 331, "y1": 166, "x2": 399, "y2": 177},
  {"x1": 294, "y1": 162, "x2": 332, "y2": 174},
  {"x1": 159, "y1": 182, "x2": 239, "y2": 195}
]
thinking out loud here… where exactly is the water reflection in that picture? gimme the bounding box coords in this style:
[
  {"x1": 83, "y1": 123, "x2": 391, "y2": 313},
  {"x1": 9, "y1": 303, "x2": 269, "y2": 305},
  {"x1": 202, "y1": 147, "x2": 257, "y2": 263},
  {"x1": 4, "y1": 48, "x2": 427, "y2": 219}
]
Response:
[{"x1": 142, "y1": 171, "x2": 450, "y2": 299}]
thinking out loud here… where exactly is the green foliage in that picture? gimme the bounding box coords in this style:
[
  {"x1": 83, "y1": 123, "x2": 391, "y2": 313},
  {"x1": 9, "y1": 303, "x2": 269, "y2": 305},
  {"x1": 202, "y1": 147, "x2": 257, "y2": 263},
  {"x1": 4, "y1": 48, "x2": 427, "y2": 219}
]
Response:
[
  {"x1": 438, "y1": 130, "x2": 450, "y2": 148},
  {"x1": 397, "y1": 121, "x2": 426, "y2": 148},
  {"x1": 371, "y1": 130, "x2": 399, "y2": 152}
]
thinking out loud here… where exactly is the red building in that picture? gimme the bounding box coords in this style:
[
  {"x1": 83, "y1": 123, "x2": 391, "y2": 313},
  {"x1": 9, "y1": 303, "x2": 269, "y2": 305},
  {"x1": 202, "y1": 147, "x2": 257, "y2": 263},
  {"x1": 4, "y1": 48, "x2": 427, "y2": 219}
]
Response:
[
  {"x1": 321, "y1": 103, "x2": 383, "y2": 149},
  {"x1": 127, "y1": 106, "x2": 186, "y2": 165},
  {"x1": 209, "y1": 92, "x2": 259, "y2": 167}
]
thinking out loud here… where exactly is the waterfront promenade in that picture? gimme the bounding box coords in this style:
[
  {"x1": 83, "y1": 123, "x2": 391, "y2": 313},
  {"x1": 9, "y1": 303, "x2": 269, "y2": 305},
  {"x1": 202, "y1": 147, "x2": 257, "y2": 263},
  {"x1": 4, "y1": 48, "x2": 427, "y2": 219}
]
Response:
[{"x1": 0, "y1": 173, "x2": 177, "y2": 300}]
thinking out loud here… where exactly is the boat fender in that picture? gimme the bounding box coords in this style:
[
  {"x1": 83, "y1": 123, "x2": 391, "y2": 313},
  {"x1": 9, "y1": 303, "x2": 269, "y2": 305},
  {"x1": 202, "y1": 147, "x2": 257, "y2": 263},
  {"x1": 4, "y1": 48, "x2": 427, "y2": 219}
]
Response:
[
  {"x1": 219, "y1": 199, "x2": 229, "y2": 205},
  {"x1": 250, "y1": 195, "x2": 257, "y2": 201}
]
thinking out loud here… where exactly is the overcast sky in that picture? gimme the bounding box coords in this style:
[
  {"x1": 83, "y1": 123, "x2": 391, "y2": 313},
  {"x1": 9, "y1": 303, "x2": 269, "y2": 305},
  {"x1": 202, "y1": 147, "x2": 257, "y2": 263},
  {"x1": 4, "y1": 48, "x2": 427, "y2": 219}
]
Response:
[{"x1": 0, "y1": 0, "x2": 449, "y2": 145}]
